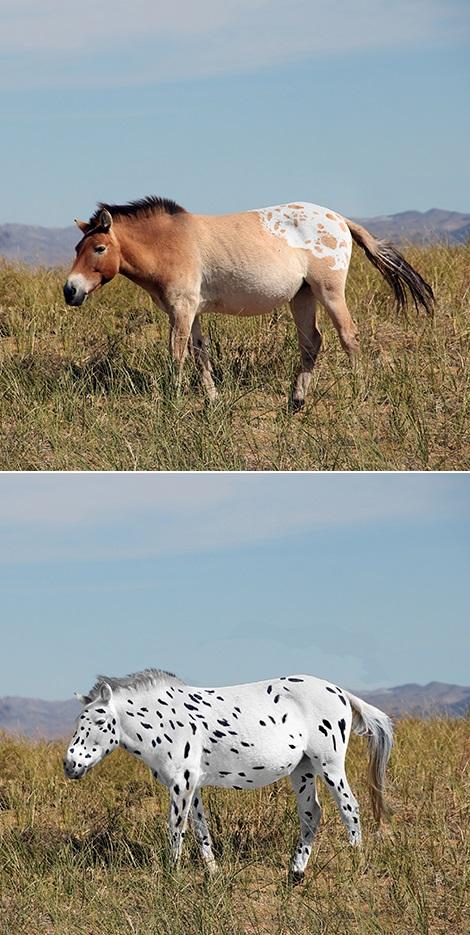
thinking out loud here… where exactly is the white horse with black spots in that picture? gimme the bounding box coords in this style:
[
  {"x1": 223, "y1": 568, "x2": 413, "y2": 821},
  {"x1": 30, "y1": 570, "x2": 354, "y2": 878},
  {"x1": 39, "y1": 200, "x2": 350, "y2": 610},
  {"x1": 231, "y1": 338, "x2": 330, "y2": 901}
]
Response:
[{"x1": 64, "y1": 668, "x2": 393, "y2": 882}]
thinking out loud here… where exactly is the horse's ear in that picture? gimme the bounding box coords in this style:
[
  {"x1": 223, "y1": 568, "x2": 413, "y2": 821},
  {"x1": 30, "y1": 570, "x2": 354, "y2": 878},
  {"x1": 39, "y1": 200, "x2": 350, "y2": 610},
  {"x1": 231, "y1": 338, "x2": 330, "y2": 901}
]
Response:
[
  {"x1": 100, "y1": 682, "x2": 112, "y2": 703},
  {"x1": 74, "y1": 219, "x2": 90, "y2": 234},
  {"x1": 99, "y1": 209, "x2": 113, "y2": 232},
  {"x1": 74, "y1": 691, "x2": 91, "y2": 706}
]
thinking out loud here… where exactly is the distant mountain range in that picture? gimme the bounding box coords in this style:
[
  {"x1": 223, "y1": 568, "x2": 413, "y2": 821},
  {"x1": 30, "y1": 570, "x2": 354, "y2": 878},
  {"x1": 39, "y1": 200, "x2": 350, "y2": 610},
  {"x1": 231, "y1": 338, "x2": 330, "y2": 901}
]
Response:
[
  {"x1": 0, "y1": 682, "x2": 468, "y2": 740},
  {"x1": 0, "y1": 209, "x2": 469, "y2": 267},
  {"x1": 0, "y1": 223, "x2": 77, "y2": 267},
  {"x1": 359, "y1": 682, "x2": 470, "y2": 719},
  {"x1": 357, "y1": 209, "x2": 470, "y2": 246},
  {"x1": 0, "y1": 697, "x2": 79, "y2": 740}
]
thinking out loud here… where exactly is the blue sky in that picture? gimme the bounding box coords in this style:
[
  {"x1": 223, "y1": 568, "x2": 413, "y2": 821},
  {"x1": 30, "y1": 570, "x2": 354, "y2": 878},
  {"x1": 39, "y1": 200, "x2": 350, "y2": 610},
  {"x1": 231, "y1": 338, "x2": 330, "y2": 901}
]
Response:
[
  {"x1": 0, "y1": 472, "x2": 468, "y2": 699},
  {"x1": 1, "y1": 1, "x2": 469, "y2": 226}
]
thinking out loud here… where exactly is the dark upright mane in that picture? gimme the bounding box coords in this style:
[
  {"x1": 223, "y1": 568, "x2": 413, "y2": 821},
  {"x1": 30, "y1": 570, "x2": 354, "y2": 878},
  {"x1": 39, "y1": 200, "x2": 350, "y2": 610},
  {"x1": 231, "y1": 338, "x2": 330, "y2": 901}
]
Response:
[{"x1": 89, "y1": 195, "x2": 186, "y2": 226}]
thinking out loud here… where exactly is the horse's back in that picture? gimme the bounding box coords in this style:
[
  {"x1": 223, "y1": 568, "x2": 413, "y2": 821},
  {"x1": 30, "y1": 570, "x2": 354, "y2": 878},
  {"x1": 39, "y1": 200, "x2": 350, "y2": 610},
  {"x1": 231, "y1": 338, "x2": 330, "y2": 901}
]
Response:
[{"x1": 189, "y1": 674, "x2": 353, "y2": 790}]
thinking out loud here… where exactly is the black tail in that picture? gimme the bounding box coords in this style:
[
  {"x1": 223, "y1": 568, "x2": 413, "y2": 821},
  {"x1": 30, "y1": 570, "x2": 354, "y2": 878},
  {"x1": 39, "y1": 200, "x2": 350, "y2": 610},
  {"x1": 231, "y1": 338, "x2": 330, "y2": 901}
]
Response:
[{"x1": 346, "y1": 220, "x2": 434, "y2": 315}]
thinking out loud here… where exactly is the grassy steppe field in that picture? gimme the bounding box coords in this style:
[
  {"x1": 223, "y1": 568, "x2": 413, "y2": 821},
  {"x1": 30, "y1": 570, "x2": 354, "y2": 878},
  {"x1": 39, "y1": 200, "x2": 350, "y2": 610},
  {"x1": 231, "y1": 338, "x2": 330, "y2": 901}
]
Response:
[
  {"x1": 0, "y1": 243, "x2": 468, "y2": 470},
  {"x1": 0, "y1": 718, "x2": 468, "y2": 935}
]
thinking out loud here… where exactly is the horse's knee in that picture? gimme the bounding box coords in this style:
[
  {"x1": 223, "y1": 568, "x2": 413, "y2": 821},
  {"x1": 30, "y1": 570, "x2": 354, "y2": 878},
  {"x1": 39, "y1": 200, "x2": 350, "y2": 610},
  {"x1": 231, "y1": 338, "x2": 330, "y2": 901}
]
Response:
[
  {"x1": 302, "y1": 330, "x2": 322, "y2": 365},
  {"x1": 312, "y1": 327, "x2": 322, "y2": 352},
  {"x1": 311, "y1": 800, "x2": 322, "y2": 823}
]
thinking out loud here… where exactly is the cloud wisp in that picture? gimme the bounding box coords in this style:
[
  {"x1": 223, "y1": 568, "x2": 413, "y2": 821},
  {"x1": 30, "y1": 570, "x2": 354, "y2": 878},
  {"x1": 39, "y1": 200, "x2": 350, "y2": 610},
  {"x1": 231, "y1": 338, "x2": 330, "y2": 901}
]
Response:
[
  {"x1": 1, "y1": 1, "x2": 467, "y2": 90},
  {"x1": 0, "y1": 473, "x2": 465, "y2": 565}
]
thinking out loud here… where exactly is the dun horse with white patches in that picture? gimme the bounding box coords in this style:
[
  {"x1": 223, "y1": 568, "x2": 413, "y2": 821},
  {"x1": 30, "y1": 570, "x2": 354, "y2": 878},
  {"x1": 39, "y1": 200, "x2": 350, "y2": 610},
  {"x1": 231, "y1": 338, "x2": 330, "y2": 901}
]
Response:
[
  {"x1": 63, "y1": 197, "x2": 433, "y2": 408},
  {"x1": 64, "y1": 668, "x2": 393, "y2": 882}
]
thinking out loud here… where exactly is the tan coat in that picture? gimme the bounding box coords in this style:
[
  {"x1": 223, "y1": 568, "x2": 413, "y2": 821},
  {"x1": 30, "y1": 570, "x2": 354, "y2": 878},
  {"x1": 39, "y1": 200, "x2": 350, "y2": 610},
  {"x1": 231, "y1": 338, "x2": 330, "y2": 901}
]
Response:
[{"x1": 64, "y1": 197, "x2": 433, "y2": 406}]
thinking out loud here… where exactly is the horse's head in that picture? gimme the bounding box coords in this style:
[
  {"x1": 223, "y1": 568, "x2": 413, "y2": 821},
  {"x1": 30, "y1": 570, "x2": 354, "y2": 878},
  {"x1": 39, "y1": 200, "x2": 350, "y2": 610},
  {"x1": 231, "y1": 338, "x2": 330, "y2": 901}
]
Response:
[
  {"x1": 63, "y1": 209, "x2": 120, "y2": 307},
  {"x1": 64, "y1": 682, "x2": 120, "y2": 780}
]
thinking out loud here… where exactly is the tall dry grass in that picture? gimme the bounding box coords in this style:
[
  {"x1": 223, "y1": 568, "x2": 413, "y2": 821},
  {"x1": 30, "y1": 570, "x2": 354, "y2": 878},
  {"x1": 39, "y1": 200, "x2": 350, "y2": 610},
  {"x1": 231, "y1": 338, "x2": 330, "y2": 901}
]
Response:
[
  {"x1": 0, "y1": 717, "x2": 468, "y2": 934},
  {"x1": 0, "y1": 243, "x2": 468, "y2": 470}
]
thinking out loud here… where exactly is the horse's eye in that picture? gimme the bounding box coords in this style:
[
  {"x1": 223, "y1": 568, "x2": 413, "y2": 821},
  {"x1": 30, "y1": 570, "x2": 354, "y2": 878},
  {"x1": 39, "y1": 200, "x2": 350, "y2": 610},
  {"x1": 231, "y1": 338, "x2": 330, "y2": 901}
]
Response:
[{"x1": 95, "y1": 245, "x2": 107, "y2": 254}]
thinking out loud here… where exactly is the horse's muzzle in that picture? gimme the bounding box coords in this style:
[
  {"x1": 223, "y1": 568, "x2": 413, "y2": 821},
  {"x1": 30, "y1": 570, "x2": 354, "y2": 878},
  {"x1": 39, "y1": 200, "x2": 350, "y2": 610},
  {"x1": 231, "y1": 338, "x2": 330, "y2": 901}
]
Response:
[
  {"x1": 63, "y1": 758, "x2": 87, "y2": 779},
  {"x1": 63, "y1": 281, "x2": 86, "y2": 306}
]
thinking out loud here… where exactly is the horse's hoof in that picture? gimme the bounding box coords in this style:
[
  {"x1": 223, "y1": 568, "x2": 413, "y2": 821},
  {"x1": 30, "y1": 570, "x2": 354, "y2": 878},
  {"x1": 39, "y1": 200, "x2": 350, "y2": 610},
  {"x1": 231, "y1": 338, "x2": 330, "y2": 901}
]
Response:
[
  {"x1": 289, "y1": 870, "x2": 305, "y2": 886},
  {"x1": 203, "y1": 393, "x2": 218, "y2": 410},
  {"x1": 290, "y1": 398, "x2": 305, "y2": 414}
]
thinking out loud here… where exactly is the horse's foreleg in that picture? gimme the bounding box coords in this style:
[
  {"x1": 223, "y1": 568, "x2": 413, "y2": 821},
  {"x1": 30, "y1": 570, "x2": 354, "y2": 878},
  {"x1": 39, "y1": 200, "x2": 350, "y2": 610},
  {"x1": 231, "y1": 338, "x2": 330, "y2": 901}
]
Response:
[
  {"x1": 190, "y1": 317, "x2": 218, "y2": 401},
  {"x1": 290, "y1": 285, "x2": 322, "y2": 412},
  {"x1": 168, "y1": 778, "x2": 196, "y2": 867},
  {"x1": 289, "y1": 757, "x2": 322, "y2": 883},
  {"x1": 190, "y1": 788, "x2": 217, "y2": 874},
  {"x1": 167, "y1": 299, "x2": 198, "y2": 395}
]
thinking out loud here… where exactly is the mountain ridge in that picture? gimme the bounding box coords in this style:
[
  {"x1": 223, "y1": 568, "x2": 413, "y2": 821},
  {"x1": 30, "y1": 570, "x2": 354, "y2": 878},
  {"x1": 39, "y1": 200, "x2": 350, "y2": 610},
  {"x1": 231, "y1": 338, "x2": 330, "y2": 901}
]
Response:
[{"x1": 1, "y1": 208, "x2": 469, "y2": 266}]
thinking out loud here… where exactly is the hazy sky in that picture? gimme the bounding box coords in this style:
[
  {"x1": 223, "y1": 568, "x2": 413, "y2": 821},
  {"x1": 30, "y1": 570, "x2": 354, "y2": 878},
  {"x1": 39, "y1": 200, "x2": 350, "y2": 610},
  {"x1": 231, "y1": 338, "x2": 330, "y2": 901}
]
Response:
[
  {"x1": 1, "y1": 1, "x2": 469, "y2": 225},
  {"x1": 0, "y1": 472, "x2": 468, "y2": 699}
]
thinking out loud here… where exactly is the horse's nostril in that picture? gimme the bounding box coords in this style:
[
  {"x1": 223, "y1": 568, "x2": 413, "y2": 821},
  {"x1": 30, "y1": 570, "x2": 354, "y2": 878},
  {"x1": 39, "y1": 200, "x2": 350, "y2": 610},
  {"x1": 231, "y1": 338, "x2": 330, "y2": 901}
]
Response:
[{"x1": 63, "y1": 282, "x2": 77, "y2": 302}]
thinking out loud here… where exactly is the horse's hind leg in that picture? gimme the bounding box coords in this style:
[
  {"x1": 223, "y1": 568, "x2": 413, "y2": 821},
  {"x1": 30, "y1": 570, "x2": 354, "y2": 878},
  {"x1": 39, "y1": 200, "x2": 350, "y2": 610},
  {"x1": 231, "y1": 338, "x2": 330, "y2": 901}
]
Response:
[
  {"x1": 190, "y1": 316, "x2": 218, "y2": 401},
  {"x1": 289, "y1": 756, "x2": 322, "y2": 883},
  {"x1": 321, "y1": 764, "x2": 362, "y2": 846},
  {"x1": 190, "y1": 788, "x2": 217, "y2": 875},
  {"x1": 290, "y1": 283, "x2": 322, "y2": 411},
  {"x1": 309, "y1": 273, "x2": 360, "y2": 361}
]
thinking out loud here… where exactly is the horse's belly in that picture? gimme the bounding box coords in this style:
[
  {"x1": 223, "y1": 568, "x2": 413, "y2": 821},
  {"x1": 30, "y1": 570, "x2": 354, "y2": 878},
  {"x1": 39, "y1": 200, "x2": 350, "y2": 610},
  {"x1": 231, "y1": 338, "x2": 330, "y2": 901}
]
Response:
[
  {"x1": 202, "y1": 290, "x2": 295, "y2": 317},
  {"x1": 200, "y1": 260, "x2": 305, "y2": 316},
  {"x1": 199, "y1": 714, "x2": 306, "y2": 790},
  {"x1": 202, "y1": 756, "x2": 301, "y2": 791}
]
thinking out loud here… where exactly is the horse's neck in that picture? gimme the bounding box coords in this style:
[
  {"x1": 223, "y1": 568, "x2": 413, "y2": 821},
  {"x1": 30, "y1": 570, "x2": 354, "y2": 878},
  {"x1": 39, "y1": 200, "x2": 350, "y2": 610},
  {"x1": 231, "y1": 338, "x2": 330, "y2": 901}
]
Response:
[
  {"x1": 115, "y1": 687, "x2": 154, "y2": 736},
  {"x1": 116, "y1": 216, "x2": 173, "y2": 288}
]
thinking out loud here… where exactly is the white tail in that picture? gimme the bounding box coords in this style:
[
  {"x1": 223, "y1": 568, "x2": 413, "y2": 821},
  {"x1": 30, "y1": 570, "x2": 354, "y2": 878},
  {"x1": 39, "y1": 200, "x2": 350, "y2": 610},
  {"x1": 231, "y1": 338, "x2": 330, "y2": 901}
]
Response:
[{"x1": 345, "y1": 690, "x2": 394, "y2": 823}]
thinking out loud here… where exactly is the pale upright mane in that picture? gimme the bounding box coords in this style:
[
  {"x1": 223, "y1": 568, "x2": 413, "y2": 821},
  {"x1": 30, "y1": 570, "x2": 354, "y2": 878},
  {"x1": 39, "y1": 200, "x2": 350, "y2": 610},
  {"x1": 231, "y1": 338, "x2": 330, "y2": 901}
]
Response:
[
  {"x1": 88, "y1": 667, "x2": 184, "y2": 699},
  {"x1": 89, "y1": 196, "x2": 186, "y2": 226}
]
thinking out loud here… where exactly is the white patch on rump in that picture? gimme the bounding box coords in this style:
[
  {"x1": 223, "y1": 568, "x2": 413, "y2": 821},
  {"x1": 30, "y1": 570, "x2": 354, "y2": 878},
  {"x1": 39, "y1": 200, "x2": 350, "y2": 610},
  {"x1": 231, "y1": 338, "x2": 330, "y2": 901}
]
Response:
[{"x1": 253, "y1": 203, "x2": 352, "y2": 271}]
